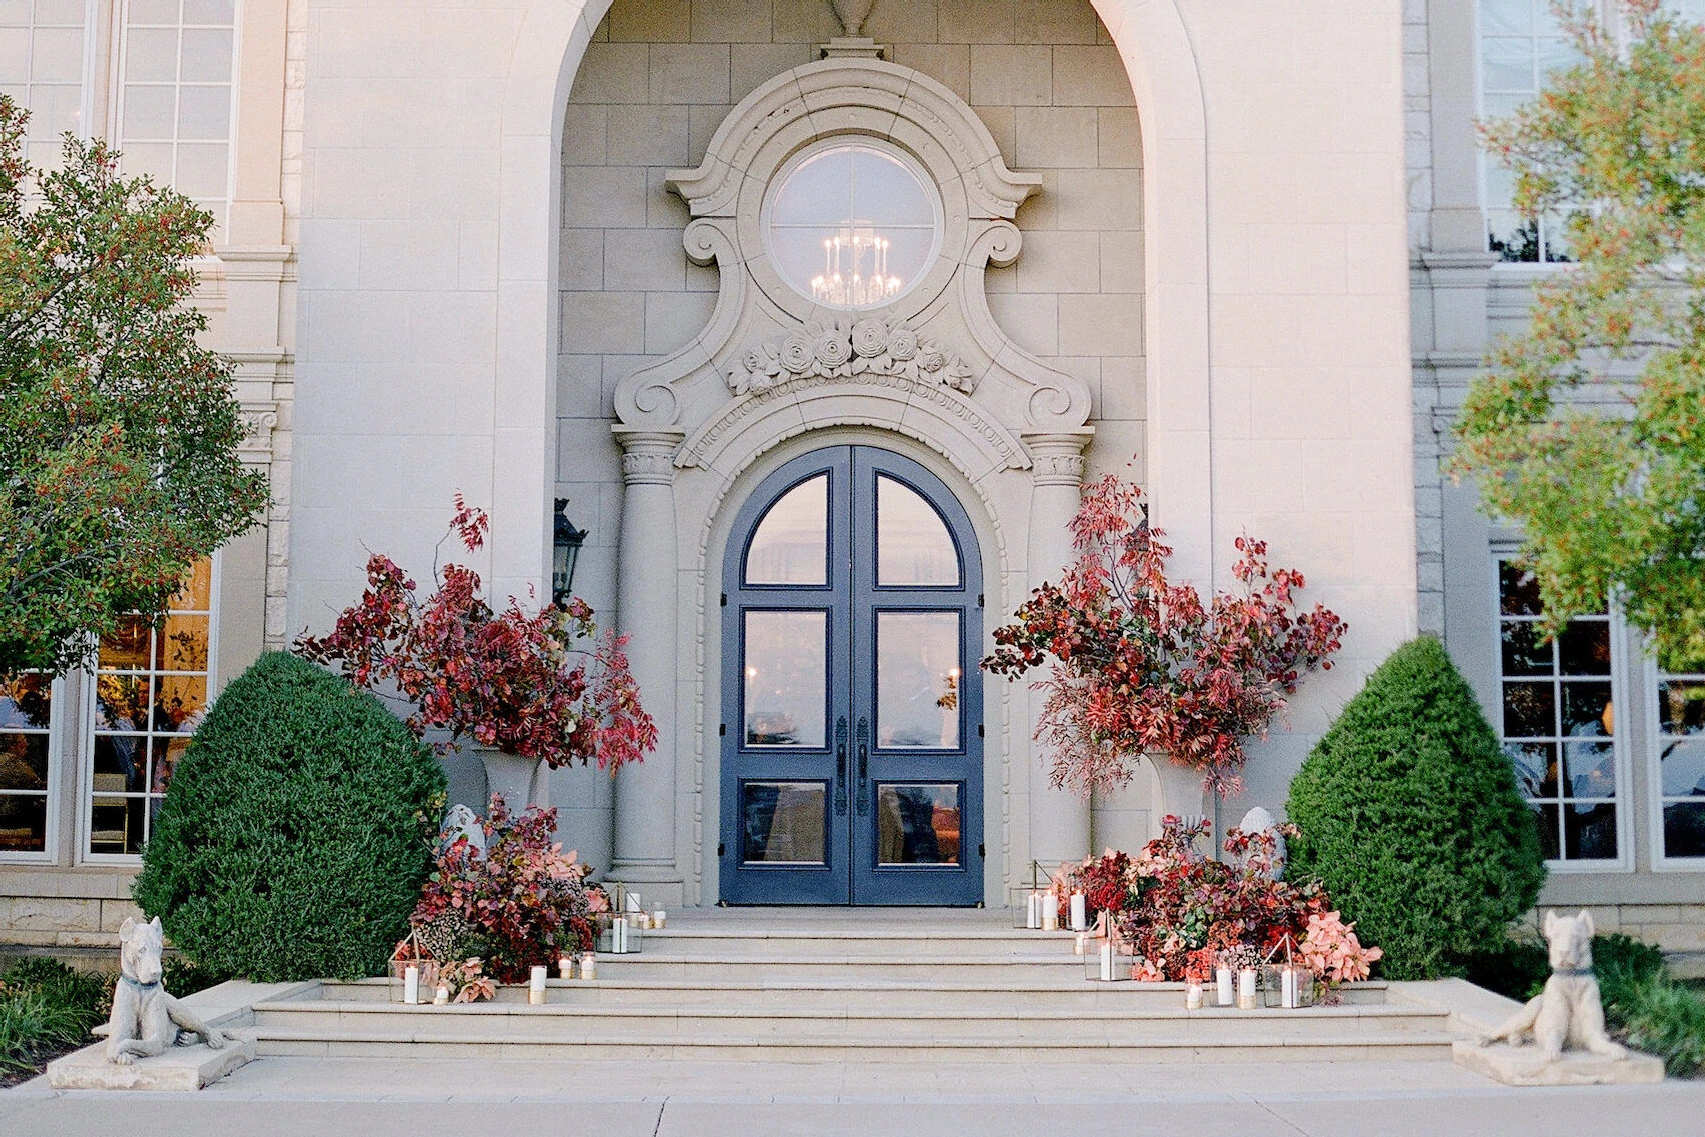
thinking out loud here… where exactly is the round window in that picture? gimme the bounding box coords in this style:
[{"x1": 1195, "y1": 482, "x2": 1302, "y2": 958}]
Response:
[{"x1": 766, "y1": 143, "x2": 942, "y2": 310}]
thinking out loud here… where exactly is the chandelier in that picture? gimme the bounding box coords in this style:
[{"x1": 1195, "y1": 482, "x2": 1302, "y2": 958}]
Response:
[{"x1": 810, "y1": 231, "x2": 903, "y2": 307}]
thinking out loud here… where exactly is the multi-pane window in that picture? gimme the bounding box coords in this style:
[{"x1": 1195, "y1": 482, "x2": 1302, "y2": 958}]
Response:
[
  {"x1": 1479, "y1": 0, "x2": 1576, "y2": 262},
  {"x1": 85, "y1": 559, "x2": 214, "y2": 857},
  {"x1": 1497, "y1": 560, "x2": 1621, "y2": 863},
  {"x1": 1653, "y1": 670, "x2": 1705, "y2": 862},
  {"x1": 117, "y1": 0, "x2": 237, "y2": 233},
  {"x1": 0, "y1": 674, "x2": 55, "y2": 855},
  {"x1": 0, "y1": 0, "x2": 92, "y2": 168}
]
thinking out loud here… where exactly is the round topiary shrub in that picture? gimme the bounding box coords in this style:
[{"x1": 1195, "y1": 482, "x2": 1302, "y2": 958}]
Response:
[
  {"x1": 134, "y1": 652, "x2": 445, "y2": 981},
  {"x1": 1285, "y1": 635, "x2": 1546, "y2": 980}
]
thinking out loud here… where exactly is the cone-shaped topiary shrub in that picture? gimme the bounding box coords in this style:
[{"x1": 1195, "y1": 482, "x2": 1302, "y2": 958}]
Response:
[
  {"x1": 1285, "y1": 636, "x2": 1546, "y2": 980},
  {"x1": 134, "y1": 652, "x2": 445, "y2": 981}
]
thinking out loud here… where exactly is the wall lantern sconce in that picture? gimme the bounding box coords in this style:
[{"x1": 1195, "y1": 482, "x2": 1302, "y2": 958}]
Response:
[{"x1": 552, "y1": 498, "x2": 587, "y2": 607}]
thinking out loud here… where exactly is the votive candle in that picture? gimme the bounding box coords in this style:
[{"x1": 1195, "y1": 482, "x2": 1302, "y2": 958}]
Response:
[
  {"x1": 1237, "y1": 967, "x2": 1258, "y2": 1010},
  {"x1": 1073, "y1": 932, "x2": 1089, "y2": 956},
  {"x1": 580, "y1": 952, "x2": 597, "y2": 981},
  {"x1": 654, "y1": 909, "x2": 667, "y2": 929},
  {"x1": 1185, "y1": 981, "x2": 1204, "y2": 1010},
  {"x1": 433, "y1": 984, "x2": 450, "y2": 1006},
  {"x1": 558, "y1": 955, "x2": 574, "y2": 981}
]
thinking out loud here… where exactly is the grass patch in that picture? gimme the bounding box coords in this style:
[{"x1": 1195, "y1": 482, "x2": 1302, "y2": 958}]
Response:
[{"x1": 0, "y1": 958, "x2": 114, "y2": 1085}]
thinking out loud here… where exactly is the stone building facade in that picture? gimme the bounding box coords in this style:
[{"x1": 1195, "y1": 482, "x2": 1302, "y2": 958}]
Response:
[{"x1": 1, "y1": 0, "x2": 1696, "y2": 950}]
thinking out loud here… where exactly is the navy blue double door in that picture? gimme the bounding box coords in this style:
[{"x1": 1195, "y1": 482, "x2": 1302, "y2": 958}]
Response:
[{"x1": 719, "y1": 446, "x2": 984, "y2": 906}]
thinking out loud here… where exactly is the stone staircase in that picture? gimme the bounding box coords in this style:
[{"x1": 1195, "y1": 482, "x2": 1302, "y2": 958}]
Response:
[{"x1": 239, "y1": 910, "x2": 1460, "y2": 1063}]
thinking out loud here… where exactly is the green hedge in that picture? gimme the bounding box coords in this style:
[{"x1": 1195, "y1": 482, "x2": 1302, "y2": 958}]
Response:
[
  {"x1": 1286, "y1": 636, "x2": 1546, "y2": 979},
  {"x1": 134, "y1": 653, "x2": 445, "y2": 981}
]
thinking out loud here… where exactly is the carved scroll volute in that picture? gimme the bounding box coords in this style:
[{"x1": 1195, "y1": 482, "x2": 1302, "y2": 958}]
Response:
[{"x1": 613, "y1": 218, "x2": 744, "y2": 431}]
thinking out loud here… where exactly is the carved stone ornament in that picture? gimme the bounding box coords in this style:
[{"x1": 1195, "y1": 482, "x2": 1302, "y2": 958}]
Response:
[
  {"x1": 610, "y1": 55, "x2": 1093, "y2": 476},
  {"x1": 730, "y1": 318, "x2": 975, "y2": 396}
]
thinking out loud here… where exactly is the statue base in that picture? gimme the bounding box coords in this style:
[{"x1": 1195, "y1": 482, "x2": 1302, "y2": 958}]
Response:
[
  {"x1": 1452, "y1": 1039, "x2": 1665, "y2": 1086},
  {"x1": 47, "y1": 1038, "x2": 254, "y2": 1091}
]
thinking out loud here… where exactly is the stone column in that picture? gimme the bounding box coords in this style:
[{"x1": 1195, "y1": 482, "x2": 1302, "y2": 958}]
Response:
[
  {"x1": 1021, "y1": 432, "x2": 1093, "y2": 868},
  {"x1": 610, "y1": 430, "x2": 685, "y2": 900}
]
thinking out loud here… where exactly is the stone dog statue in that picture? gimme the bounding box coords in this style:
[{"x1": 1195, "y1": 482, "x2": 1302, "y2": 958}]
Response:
[
  {"x1": 1480, "y1": 910, "x2": 1627, "y2": 1063},
  {"x1": 105, "y1": 916, "x2": 231, "y2": 1065}
]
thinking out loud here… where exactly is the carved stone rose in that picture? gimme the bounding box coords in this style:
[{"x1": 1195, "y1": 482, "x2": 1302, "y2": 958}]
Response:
[{"x1": 727, "y1": 318, "x2": 981, "y2": 396}]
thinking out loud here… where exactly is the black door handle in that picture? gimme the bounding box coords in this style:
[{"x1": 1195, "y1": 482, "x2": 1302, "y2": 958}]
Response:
[
  {"x1": 855, "y1": 717, "x2": 870, "y2": 816},
  {"x1": 833, "y1": 717, "x2": 848, "y2": 816}
]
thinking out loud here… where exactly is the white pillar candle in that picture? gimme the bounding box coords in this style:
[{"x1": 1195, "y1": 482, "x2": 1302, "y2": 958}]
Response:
[
  {"x1": 580, "y1": 953, "x2": 597, "y2": 980},
  {"x1": 529, "y1": 965, "x2": 547, "y2": 1005},
  {"x1": 626, "y1": 892, "x2": 642, "y2": 913},
  {"x1": 1282, "y1": 967, "x2": 1300, "y2": 1009},
  {"x1": 433, "y1": 984, "x2": 450, "y2": 1006},
  {"x1": 1237, "y1": 967, "x2": 1258, "y2": 1010},
  {"x1": 403, "y1": 965, "x2": 420, "y2": 1005},
  {"x1": 1025, "y1": 890, "x2": 1042, "y2": 930},
  {"x1": 1041, "y1": 889, "x2": 1059, "y2": 932},
  {"x1": 1069, "y1": 891, "x2": 1087, "y2": 932},
  {"x1": 1098, "y1": 940, "x2": 1115, "y2": 982},
  {"x1": 1185, "y1": 981, "x2": 1204, "y2": 1010},
  {"x1": 1216, "y1": 967, "x2": 1234, "y2": 1006},
  {"x1": 558, "y1": 956, "x2": 574, "y2": 981}
]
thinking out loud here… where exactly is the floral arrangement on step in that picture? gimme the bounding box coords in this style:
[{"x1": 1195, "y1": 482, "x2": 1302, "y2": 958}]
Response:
[
  {"x1": 399, "y1": 796, "x2": 598, "y2": 984},
  {"x1": 1056, "y1": 816, "x2": 1382, "y2": 987},
  {"x1": 981, "y1": 475, "x2": 1346, "y2": 795},
  {"x1": 296, "y1": 496, "x2": 656, "y2": 772}
]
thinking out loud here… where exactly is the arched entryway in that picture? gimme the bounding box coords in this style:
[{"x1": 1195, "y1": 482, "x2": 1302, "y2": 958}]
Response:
[{"x1": 719, "y1": 446, "x2": 984, "y2": 906}]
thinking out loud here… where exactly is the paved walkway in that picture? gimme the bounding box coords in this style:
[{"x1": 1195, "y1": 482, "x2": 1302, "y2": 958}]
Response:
[{"x1": 4, "y1": 1055, "x2": 1702, "y2": 1135}]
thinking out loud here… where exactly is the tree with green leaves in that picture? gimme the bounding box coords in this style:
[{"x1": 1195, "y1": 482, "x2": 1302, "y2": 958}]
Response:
[
  {"x1": 0, "y1": 96, "x2": 267, "y2": 675},
  {"x1": 1458, "y1": 0, "x2": 1705, "y2": 670}
]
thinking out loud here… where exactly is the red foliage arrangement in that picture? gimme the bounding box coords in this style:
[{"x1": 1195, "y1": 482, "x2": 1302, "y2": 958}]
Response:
[
  {"x1": 409, "y1": 797, "x2": 597, "y2": 983},
  {"x1": 1054, "y1": 816, "x2": 1381, "y2": 983},
  {"x1": 296, "y1": 497, "x2": 656, "y2": 772},
  {"x1": 982, "y1": 475, "x2": 1346, "y2": 795}
]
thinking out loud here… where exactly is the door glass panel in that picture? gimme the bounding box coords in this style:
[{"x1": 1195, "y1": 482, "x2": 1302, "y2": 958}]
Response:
[
  {"x1": 743, "y1": 610, "x2": 828, "y2": 748},
  {"x1": 875, "y1": 611, "x2": 961, "y2": 749},
  {"x1": 745, "y1": 474, "x2": 829, "y2": 586},
  {"x1": 876, "y1": 784, "x2": 961, "y2": 865},
  {"x1": 741, "y1": 781, "x2": 827, "y2": 864},
  {"x1": 876, "y1": 475, "x2": 959, "y2": 587}
]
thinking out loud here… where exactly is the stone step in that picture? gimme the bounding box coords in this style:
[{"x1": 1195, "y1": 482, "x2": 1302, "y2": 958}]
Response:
[
  {"x1": 250, "y1": 999, "x2": 1446, "y2": 1045},
  {"x1": 633, "y1": 926, "x2": 1090, "y2": 957},
  {"x1": 310, "y1": 978, "x2": 1395, "y2": 1012},
  {"x1": 250, "y1": 1030, "x2": 1452, "y2": 1064},
  {"x1": 558, "y1": 953, "x2": 1131, "y2": 982}
]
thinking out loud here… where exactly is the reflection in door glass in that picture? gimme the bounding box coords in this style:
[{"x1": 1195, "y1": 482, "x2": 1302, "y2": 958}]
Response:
[
  {"x1": 742, "y1": 781, "x2": 827, "y2": 863},
  {"x1": 745, "y1": 474, "x2": 829, "y2": 585},
  {"x1": 875, "y1": 611, "x2": 960, "y2": 749},
  {"x1": 743, "y1": 610, "x2": 828, "y2": 748},
  {"x1": 876, "y1": 475, "x2": 959, "y2": 586},
  {"x1": 877, "y1": 784, "x2": 961, "y2": 864}
]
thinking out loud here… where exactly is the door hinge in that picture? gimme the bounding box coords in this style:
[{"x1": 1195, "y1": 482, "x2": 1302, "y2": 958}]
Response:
[
  {"x1": 718, "y1": 842, "x2": 726, "y2": 857},
  {"x1": 719, "y1": 723, "x2": 727, "y2": 736},
  {"x1": 977, "y1": 593, "x2": 984, "y2": 608},
  {"x1": 978, "y1": 843, "x2": 985, "y2": 858},
  {"x1": 977, "y1": 723, "x2": 984, "y2": 738},
  {"x1": 720, "y1": 593, "x2": 727, "y2": 607}
]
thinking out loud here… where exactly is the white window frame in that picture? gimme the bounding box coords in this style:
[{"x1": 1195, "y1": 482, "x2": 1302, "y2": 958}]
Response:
[
  {"x1": 77, "y1": 551, "x2": 221, "y2": 865},
  {"x1": 1490, "y1": 550, "x2": 1634, "y2": 873},
  {"x1": 110, "y1": 0, "x2": 243, "y2": 240},
  {"x1": 0, "y1": 673, "x2": 68, "y2": 864},
  {"x1": 1644, "y1": 655, "x2": 1705, "y2": 871}
]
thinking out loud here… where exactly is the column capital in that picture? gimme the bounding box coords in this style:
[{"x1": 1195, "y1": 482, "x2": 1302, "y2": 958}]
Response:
[
  {"x1": 613, "y1": 429, "x2": 685, "y2": 485},
  {"x1": 1021, "y1": 431, "x2": 1092, "y2": 487}
]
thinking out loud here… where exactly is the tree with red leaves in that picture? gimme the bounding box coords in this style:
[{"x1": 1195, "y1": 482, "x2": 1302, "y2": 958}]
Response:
[
  {"x1": 982, "y1": 475, "x2": 1345, "y2": 795},
  {"x1": 296, "y1": 497, "x2": 656, "y2": 774}
]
